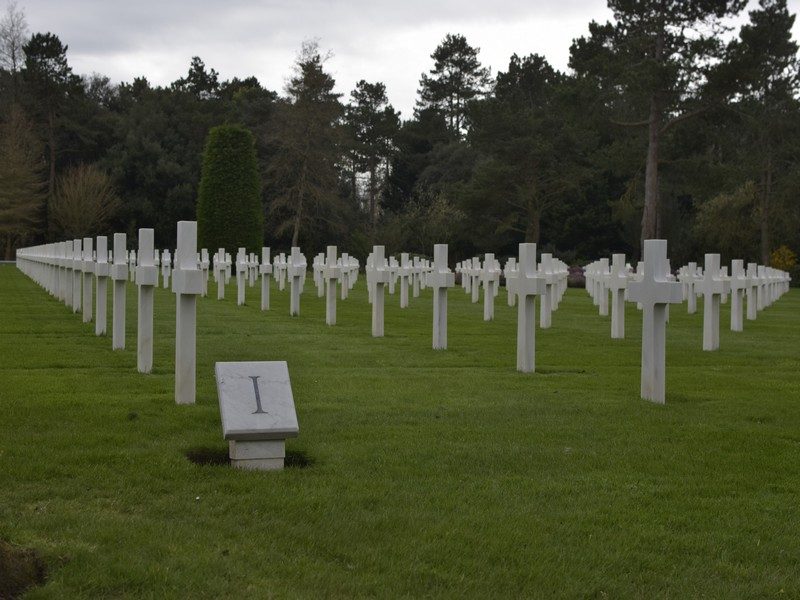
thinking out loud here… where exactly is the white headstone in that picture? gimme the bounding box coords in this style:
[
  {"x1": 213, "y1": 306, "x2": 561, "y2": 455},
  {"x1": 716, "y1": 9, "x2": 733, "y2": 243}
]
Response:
[
  {"x1": 172, "y1": 221, "x2": 202, "y2": 405},
  {"x1": 699, "y1": 253, "x2": 729, "y2": 351},
  {"x1": 516, "y1": 243, "x2": 546, "y2": 372},
  {"x1": 260, "y1": 247, "x2": 272, "y2": 311},
  {"x1": 111, "y1": 234, "x2": 127, "y2": 350},
  {"x1": 430, "y1": 244, "x2": 455, "y2": 349},
  {"x1": 136, "y1": 228, "x2": 157, "y2": 374},
  {"x1": 627, "y1": 239, "x2": 682, "y2": 404},
  {"x1": 95, "y1": 236, "x2": 109, "y2": 336},
  {"x1": 215, "y1": 361, "x2": 299, "y2": 471},
  {"x1": 324, "y1": 246, "x2": 340, "y2": 326}
]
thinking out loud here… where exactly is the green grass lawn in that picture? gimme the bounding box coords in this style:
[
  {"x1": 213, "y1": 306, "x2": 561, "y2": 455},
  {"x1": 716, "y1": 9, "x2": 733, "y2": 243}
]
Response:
[{"x1": 1, "y1": 263, "x2": 799, "y2": 598}]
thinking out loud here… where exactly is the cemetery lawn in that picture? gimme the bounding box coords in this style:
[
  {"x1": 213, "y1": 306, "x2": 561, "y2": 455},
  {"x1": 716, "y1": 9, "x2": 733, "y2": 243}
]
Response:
[{"x1": 2, "y1": 264, "x2": 800, "y2": 599}]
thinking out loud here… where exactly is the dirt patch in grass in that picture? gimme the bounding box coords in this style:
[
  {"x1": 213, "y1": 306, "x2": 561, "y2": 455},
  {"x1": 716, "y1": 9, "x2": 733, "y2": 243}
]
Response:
[
  {"x1": 184, "y1": 446, "x2": 230, "y2": 466},
  {"x1": 0, "y1": 539, "x2": 47, "y2": 599},
  {"x1": 285, "y1": 450, "x2": 313, "y2": 469},
  {"x1": 185, "y1": 447, "x2": 313, "y2": 469}
]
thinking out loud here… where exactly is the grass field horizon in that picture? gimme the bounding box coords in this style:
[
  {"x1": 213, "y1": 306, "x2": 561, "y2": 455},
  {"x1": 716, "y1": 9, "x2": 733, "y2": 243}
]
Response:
[{"x1": 1, "y1": 264, "x2": 799, "y2": 598}]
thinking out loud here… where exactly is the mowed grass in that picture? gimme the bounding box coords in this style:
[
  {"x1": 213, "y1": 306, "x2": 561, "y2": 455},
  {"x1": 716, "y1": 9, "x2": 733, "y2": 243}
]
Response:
[{"x1": 1, "y1": 263, "x2": 799, "y2": 598}]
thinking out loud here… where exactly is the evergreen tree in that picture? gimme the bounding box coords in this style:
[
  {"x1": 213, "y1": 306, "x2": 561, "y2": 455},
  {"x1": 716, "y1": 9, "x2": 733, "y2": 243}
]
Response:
[
  {"x1": 416, "y1": 34, "x2": 491, "y2": 136},
  {"x1": 197, "y1": 124, "x2": 262, "y2": 252},
  {"x1": 570, "y1": 0, "x2": 747, "y2": 247},
  {"x1": 265, "y1": 41, "x2": 343, "y2": 247},
  {"x1": 728, "y1": 0, "x2": 800, "y2": 262},
  {"x1": 344, "y1": 80, "x2": 400, "y2": 233}
]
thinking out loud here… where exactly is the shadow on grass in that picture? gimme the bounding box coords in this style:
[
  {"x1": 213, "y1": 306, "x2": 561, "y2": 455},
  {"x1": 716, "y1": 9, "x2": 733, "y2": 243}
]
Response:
[
  {"x1": 184, "y1": 447, "x2": 314, "y2": 469},
  {"x1": 0, "y1": 539, "x2": 47, "y2": 599}
]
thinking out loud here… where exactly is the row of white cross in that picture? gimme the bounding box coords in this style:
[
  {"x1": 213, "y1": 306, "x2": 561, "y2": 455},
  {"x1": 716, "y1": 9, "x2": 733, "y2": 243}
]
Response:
[
  {"x1": 15, "y1": 233, "x2": 792, "y2": 407},
  {"x1": 583, "y1": 253, "x2": 791, "y2": 349}
]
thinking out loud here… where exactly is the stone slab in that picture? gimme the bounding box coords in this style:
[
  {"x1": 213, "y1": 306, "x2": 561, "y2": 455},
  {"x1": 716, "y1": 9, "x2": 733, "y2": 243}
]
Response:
[{"x1": 215, "y1": 361, "x2": 299, "y2": 441}]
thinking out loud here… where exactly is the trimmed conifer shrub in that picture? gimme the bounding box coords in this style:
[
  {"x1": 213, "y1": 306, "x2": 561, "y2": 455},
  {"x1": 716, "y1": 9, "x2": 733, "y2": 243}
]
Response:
[{"x1": 197, "y1": 125, "x2": 262, "y2": 252}]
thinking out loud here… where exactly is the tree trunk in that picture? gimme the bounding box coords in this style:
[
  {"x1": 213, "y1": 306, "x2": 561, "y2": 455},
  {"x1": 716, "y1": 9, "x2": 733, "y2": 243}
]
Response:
[
  {"x1": 761, "y1": 153, "x2": 772, "y2": 264},
  {"x1": 525, "y1": 209, "x2": 540, "y2": 244},
  {"x1": 46, "y1": 108, "x2": 56, "y2": 236},
  {"x1": 369, "y1": 166, "x2": 377, "y2": 231},
  {"x1": 640, "y1": 23, "x2": 664, "y2": 249},
  {"x1": 641, "y1": 93, "x2": 662, "y2": 246}
]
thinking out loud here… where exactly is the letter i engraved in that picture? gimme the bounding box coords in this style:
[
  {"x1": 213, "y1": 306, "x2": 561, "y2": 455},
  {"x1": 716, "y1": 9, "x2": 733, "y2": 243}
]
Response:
[{"x1": 249, "y1": 375, "x2": 267, "y2": 414}]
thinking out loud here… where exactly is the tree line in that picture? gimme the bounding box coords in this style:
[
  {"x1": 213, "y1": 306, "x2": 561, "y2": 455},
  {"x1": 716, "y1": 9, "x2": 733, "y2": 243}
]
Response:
[{"x1": 0, "y1": 0, "x2": 798, "y2": 274}]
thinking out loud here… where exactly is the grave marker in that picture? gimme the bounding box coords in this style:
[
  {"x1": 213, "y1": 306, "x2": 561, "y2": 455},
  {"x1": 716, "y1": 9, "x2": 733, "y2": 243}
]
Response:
[
  {"x1": 136, "y1": 228, "x2": 158, "y2": 374},
  {"x1": 430, "y1": 244, "x2": 455, "y2": 349},
  {"x1": 95, "y1": 236, "x2": 109, "y2": 336},
  {"x1": 215, "y1": 361, "x2": 299, "y2": 471},
  {"x1": 627, "y1": 239, "x2": 682, "y2": 404},
  {"x1": 172, "y1": 221, "x2": 202, "y2": 405},
  {"x1": 111, "y1": 233, "x2": 127, "y2": 350}
]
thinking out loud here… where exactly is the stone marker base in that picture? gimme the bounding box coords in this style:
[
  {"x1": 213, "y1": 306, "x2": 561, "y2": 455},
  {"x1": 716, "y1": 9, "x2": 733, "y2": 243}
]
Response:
[{"x1": 229, "y1": 440, "x2": 285, "y2": 471}]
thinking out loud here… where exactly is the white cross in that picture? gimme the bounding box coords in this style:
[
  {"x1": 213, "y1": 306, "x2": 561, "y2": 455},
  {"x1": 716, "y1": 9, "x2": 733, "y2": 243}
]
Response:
[
  {"x1": 136, "y1": 228, "x2": 158, "y2": 373},
  {"x1": 371, "y1": 245, "x2": 390, "y2": 337},
  {"x1": 324, "y1": 245, "x2": 340, "y2": 326},
  {"x1": 698, "y1": 253, "x2": 729, "y2": 351},
  {"x1": 172, "y1": 221, "x2": 202, "y2": 405},
  {"x1": 429, "y1": 244, "x2": 455, "y2": 349},
  {"x1": 260, "y1": 247, "x2": 272, "y2": 311},
  {"x1": 288, "y1": 247, "x2": 306, "y2": 316},
  {"x1": 481, "y1": 253, "x2": 500, "y2": 321},
  {"x1": 539, "y1": 253, "x2": 555, "y2": 329},
  {"x1": 627, "y1": 239, "x2": 682, "y2": 403},
  {"x1": 515, "y1": 243, "x2": 546, "y2": 372},
  {"x1": 236, "y1": 248, "x2": 248, "y2": 306},
  {"x1": 609, "y1": 253, "x2": 627, "y2": 339},
  {"x1": 729, "y1": 259, "x2": 747, "y2": 332}
]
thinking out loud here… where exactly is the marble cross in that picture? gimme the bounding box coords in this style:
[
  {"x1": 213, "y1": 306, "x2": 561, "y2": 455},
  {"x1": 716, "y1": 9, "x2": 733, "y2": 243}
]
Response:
[
  {"x1": 323, "y1": 245, "x2": 340, "y2": 326},
  {"x1": 539, "y1": 253, "x2": 555, "y2": 329},
  {"x1": 81, "y1": 237, "x2": 94, "y2": 323},
  {"x1": 288, "y1": 247, "x2": 306, "y2": 317},
  {"x1": 699, "y1": 253, "x2": 730, "y2": 351},
  {"x1": 627, "y1": 239, "x2": 682, "y2": 403},
  {"x1": 136, "y1": 228, "x2": 158, "y2": 373},
  {"x1": 609, "y1": 253, "x2": 627, "y2": 339},
  {"x1": 371, "y1": 246, "x2": 390, "y2": 337},
  {"x1": 429, "y1": 244, "x2": 455, "y2": 349},
  {"x1": 260, "y1": 247, "x2": 272, "y2": 311},
  {"x1": 236, "y1": 248, "x2": 247, "y2": 306},
  {"x1": 399, "y1": 253, "x2": 411, "y2": 308},
  {"x1": 111, "y1": 233, "x2": 128, "y2": 350},
  {"x1": 729, "y1": 260, "x2": 747, "y2": 332},
  {"x1": 94, "y1": 236, "x2": 109, "y2": 336},
  {"x1": 515, "y1": 243, "x2": 546, "y2": 372},
  {"x1": 172, "y1": 221, "x2": 203, "y2": 405}
]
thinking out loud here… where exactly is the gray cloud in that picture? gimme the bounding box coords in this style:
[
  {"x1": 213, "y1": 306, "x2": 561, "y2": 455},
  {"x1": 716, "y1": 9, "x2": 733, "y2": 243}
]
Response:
[{"x1": 18, "y1": 0, "x2": 796, "y2": 117}]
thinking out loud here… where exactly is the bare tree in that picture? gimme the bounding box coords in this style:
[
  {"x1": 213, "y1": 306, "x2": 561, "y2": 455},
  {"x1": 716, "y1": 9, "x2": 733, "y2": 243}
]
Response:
[
  {"x1": 0, "y1": 1, "x2": 28, "y2": 73},
  {"x1": 49, "y1": 164, "x2": 120, "y2": 239},
  {"x1": 0, "y1": 104, "x2": 45, "y2": 258}
]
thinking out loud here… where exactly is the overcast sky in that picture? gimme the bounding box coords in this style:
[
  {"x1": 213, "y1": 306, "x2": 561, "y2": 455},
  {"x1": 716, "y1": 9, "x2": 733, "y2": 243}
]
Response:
[{"x1": 17, "y1": 0, "x2": 800, "y2": 117}]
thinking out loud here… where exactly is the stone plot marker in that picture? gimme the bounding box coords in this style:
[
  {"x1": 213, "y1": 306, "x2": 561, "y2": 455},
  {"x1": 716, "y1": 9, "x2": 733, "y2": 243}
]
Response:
[
  {"x1": 609, "y1": 253, "x2": 627, "y2": 339},
  {"x1": 72, "y1": 238, "x2": 82, "y2": 313},
  {"x1": 730, "y1": 259, "x2": 747, "y2": 332},
  {"x1": 95, "y1": 236, "x2": 109, "y2": 336},
  {"x1": 516, "y1": 243, "x2": 546, "y2": 373},
  {"x1": 324, "y1": 246, "x2": 340, "y2": 326},
  {"x1": 260, "y1": 247, "x2": 272, "y2": 311},
  {"x1": 236, "y1": 248, "x2": 247, "y2": 306},
  {"x1": 627, "y1": 239, "x2": 682, "y2": 404},
  {"x1": 288, "y1": 247, "x2": 306, "y2": 317},
  {"x1": 172, "y1": 221, "x2": 203, "y2": 405},
  {"x1": 371, "y1": 245, "x2": 389, "y2": 337},
  {"x1": 111, "y1": 233, "x2": 128, "y2": 350},
  {"x1": 215, "y1": 361, "x2": 299, "y2": 471},
  {"x1": 430, "y1": 244, "x2": 455, "y2": 350},
  {"x1": 81, "y1": 237, "x2": 94, "y2": 323},
  {"x1": 699, "y1": 253, "x2": 729, "y2": 351},
  {"x1": 746, "y1": 262, "x2": 758, "y2": 321},
  {"x1": 136, "y1": 228, "x2": 158, "y2": 374}
]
